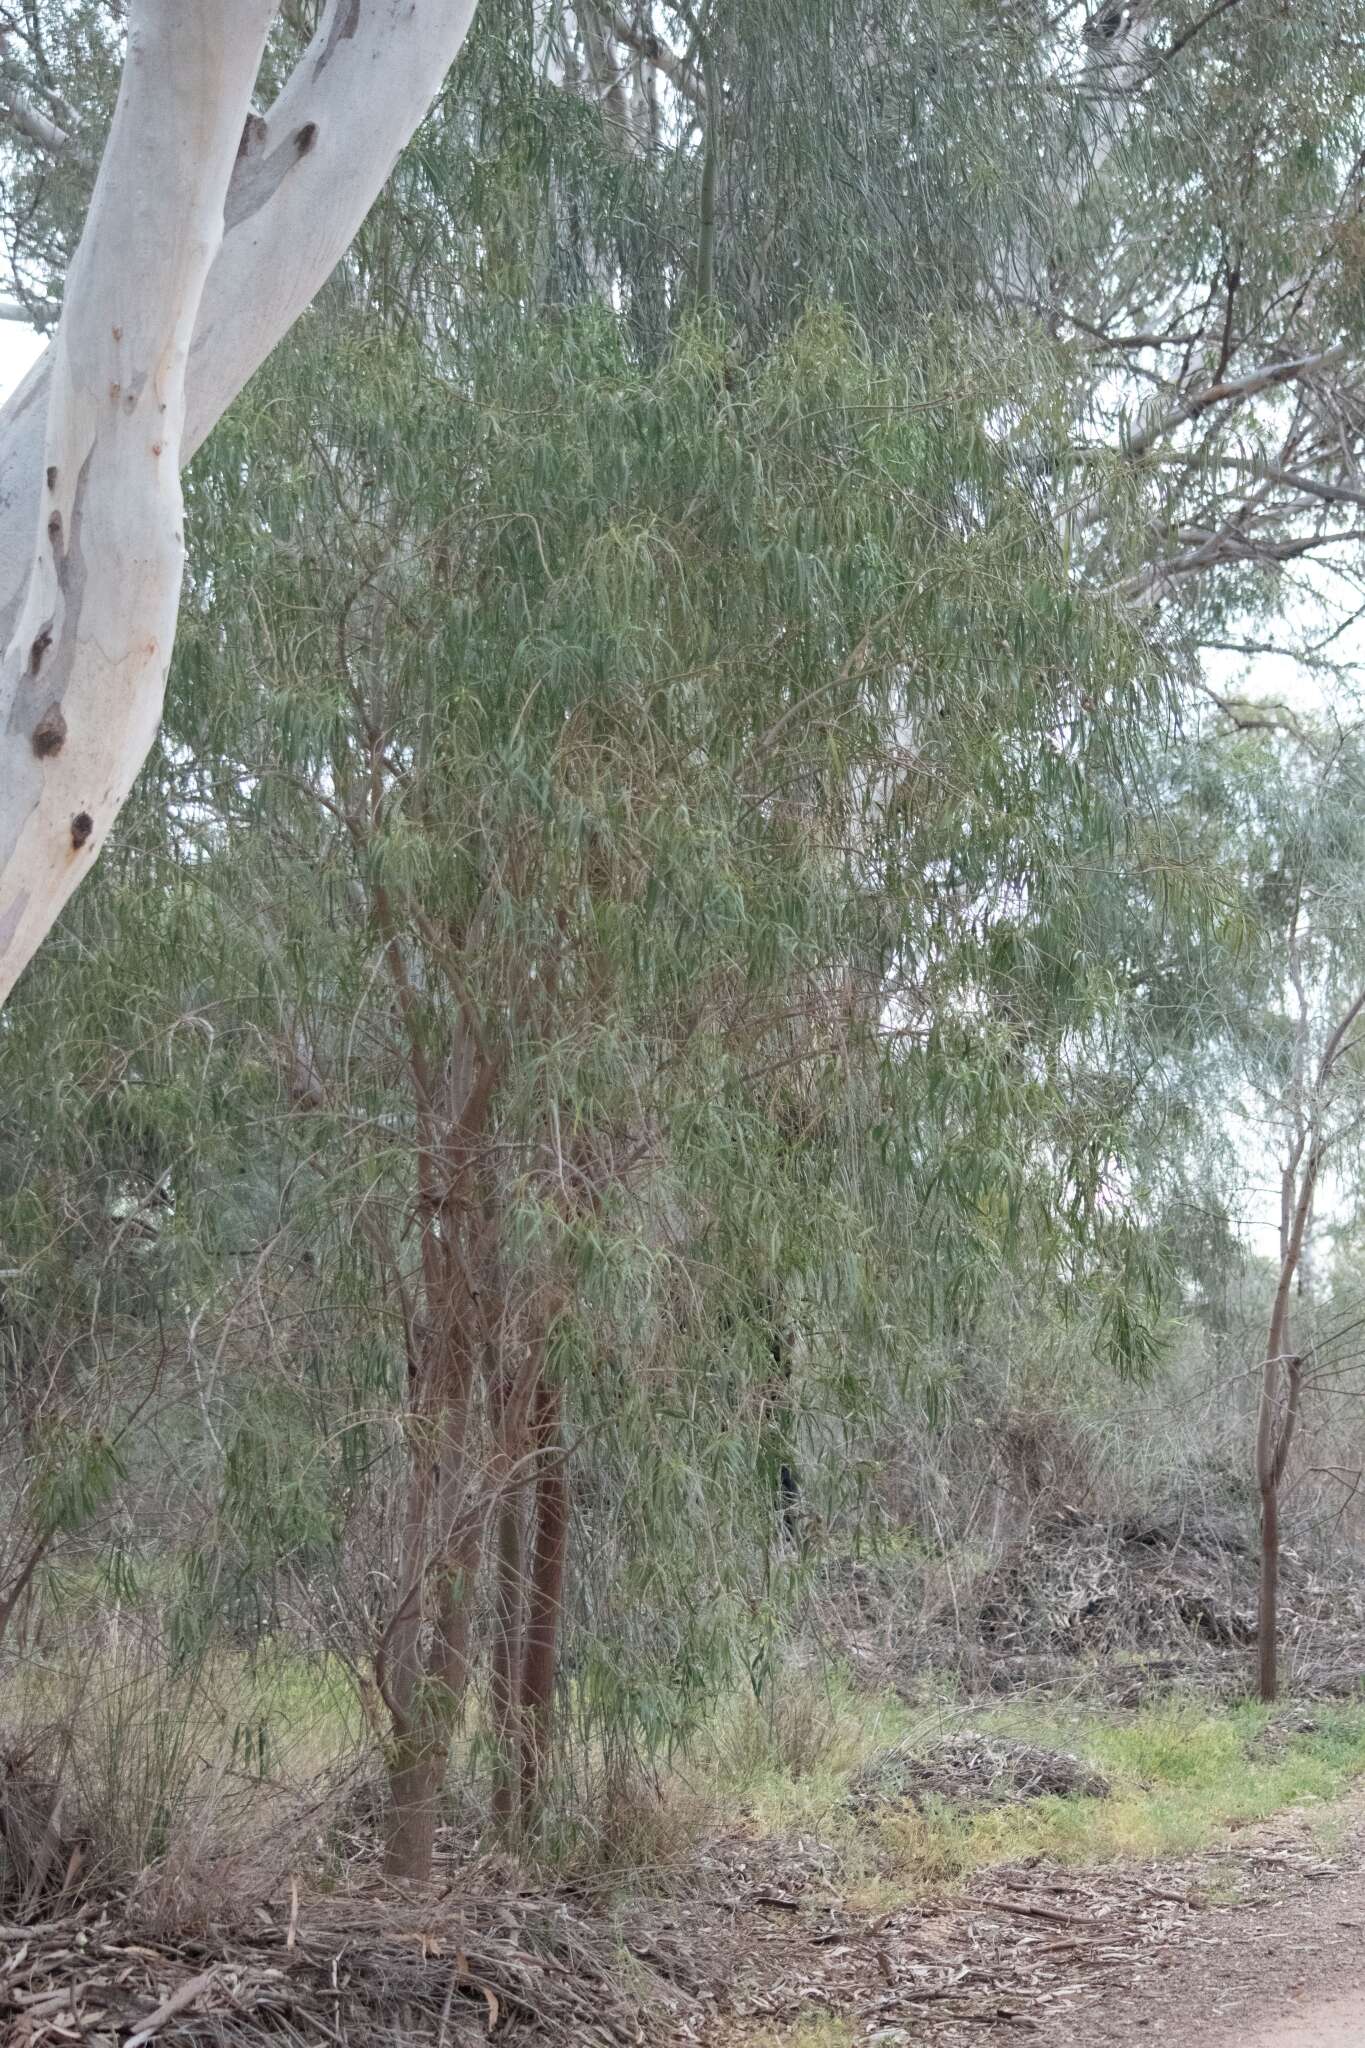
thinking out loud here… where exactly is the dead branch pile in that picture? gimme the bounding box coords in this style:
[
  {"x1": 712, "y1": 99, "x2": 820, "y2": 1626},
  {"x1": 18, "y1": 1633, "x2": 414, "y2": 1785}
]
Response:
[
  {"x1": 973, "y1": 1510, "x2": 1259, "y2": 1657},
  {"x1": 846, "y1": 1734, "x2": 1110, "y2": 1816},
  {"x1": 0, "y1": 1889, "x2": 700, "y2": 2047},
  {"x1": 960, "y1": 1507, "x2": 1365, "y2": 1686}
]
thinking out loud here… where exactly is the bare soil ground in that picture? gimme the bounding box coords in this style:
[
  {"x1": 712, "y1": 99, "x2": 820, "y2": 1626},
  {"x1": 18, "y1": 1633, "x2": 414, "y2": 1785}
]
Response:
[
  {"x1": 1242, "y1": 1996, "x2": 1365, "y2": 2048},
  {"x1": 696, "y1": 1799, "x2": 1365, "y2": 2046},
  {"x1": 1036, "y1": 1808, "x2": 1365, "y2": 2048}
]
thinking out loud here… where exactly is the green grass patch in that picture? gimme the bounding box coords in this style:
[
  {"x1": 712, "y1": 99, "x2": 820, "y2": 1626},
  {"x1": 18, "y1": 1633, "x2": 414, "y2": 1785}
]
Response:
[
  {"x1": 702, "y1": 1667, "x2": 1365, "y2": 1898},
  {"x1": 876, "y1": 1698, "x2": 1365, "y2": 1888},
  {"x1": 703, "y1": 1666, "x2": 925, "y2": 1833}
]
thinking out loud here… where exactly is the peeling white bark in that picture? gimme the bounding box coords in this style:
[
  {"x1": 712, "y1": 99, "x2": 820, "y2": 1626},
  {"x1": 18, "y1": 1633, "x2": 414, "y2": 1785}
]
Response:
[{"x1": 0, "y1": 0, "x2": 479, "y2": 1003}]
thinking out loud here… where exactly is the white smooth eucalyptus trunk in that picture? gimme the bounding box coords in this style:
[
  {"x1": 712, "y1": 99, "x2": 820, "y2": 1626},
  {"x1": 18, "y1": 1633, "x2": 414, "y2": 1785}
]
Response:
[
  {"x1": 0, "y1": 2, "x2": 276, "y2": 1002},
  {"x1": 0, "y1": 0, "x2": 479, "y2": 1003}
]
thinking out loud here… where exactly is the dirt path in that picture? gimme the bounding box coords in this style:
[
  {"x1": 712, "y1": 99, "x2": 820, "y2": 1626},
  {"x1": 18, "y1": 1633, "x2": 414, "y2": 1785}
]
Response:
[
  {"x1": 1146, "y1": 1851, "x2": 1365, "y2": 2039},
  {"x1": 700, "y1": 1798, "x2": 1365, "y2": 2046},
  {"x1": 1245, "y1": 2001, "x2": 1365, "y2": 2047},
  {"x1": 1001, "y1": 1803, "x2": 1365, "y2": 2048}
]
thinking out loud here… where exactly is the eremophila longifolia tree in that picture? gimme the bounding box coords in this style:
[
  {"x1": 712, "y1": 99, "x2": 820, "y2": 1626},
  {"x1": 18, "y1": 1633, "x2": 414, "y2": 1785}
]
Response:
[
  {"x1": 95, "y1": 7, "x2": 1181, "y2": 1877},
  {"x1": 2, "y1": 0, "x2": 1363, "y2": 1882}
]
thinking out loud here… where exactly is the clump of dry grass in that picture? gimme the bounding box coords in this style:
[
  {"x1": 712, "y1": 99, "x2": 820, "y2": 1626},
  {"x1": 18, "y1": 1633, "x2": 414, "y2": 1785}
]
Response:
[{"x1": 0, "y1": 1624, "x2": 367, "y2": 1929}]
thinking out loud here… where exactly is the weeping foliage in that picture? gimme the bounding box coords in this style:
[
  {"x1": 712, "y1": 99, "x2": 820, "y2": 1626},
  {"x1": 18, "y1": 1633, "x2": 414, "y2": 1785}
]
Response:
[
  {"x1": 0, "y1": 0, "x2": 1286, "y2": 1815},
  {"x1": 90, "y1": 246, "x2": 1191, "y2": 1780}
]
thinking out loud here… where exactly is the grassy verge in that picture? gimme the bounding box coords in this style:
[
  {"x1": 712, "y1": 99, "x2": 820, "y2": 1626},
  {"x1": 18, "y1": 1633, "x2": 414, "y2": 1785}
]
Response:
[
  {"x1": 703, "y1": 1680, "x2": 1365, "y2": 2046},
  {"x1": 703, "y1": 1671, "x2": 1365, "y2": 1900},
  {"x1": 9, "y1": 1627, "x2": 1365, "y2": 1923}
]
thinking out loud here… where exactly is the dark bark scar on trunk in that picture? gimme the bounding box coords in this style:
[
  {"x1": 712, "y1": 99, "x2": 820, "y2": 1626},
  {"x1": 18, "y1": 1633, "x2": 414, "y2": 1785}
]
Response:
[{"x1": 31, "y1": 704, "x2": 66, "y2": 758}]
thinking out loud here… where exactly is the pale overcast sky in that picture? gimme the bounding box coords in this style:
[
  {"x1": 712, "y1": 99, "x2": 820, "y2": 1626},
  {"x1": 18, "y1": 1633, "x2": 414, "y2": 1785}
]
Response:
[{"x1": 0, "y1": 321, "x2": 43, "y2": 400}]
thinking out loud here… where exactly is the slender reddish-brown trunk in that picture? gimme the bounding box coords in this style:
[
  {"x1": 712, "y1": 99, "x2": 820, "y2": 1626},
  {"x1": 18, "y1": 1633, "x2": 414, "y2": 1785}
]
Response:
[
  {"x1": 380, "y1": 1274, "x2": 483, "y2": 1880},
  {"x1": 489, "y1": 1310, "x2": 530, "y2": 1835},
  {"x1": 519, "y1": 1376, "x2": 569, "y2": 1826},
  {"x1": 373, "y1": 979, "x2": 505, "y2": 1880},
  {"x1": 491, "y1": 1486, "x2": 526, "y2": 1831},
  {"x1": 1256, "y1": 1348, "x2": 1303, "y2": 1705},
  {"x1": 1257, "y1": 1219, "x2": 1291, "y2": 1708},
  {"x1": 384, "y1": 1746, "x2": 447, "y2": 1881},
  {"x1": 382, "y1": 1469, "x2": 482, "y2": 1874},
  {"x1": 1255, "y1": 978, "x2": 1365, "y2": 1701},
  {"x1": 1258, "y1": 952, "x2": 1309, "y2": 1710},
  {"x1": 1258, "y1": 1480, "x2": 1280, "y2": 1703},
  {"x1": 1256, "y1": 1107, "x2": 1314, "y2": 1702}
]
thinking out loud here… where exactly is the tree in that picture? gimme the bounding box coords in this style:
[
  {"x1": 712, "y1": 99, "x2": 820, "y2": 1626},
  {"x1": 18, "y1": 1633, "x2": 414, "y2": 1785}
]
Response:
[
  {"x1": 141, "y1": 252, "x2": 1182, "y2": 1875},
  {"x1": 7, "y1": 0, "x2": 1364, "y2": 1895},
  {"x1": 0, "y1": 0, "x2": 480, "y2": 1007},
  {"x1": 1228, "y1": 740, "x2": 1365, "y2": 1702},
  {"x1": 1150, "y1": 723, "x2": 1365, "y2": 1698}
]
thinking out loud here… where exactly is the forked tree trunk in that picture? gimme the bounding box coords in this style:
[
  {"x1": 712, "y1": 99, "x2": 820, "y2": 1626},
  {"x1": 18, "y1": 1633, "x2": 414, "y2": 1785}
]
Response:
[
  {"x1": 0, "y1": 0, "x2": 480, "y2": 1008},
  {"x1": 0, "y1": 0, "x2": 276, "y2": 1000}
]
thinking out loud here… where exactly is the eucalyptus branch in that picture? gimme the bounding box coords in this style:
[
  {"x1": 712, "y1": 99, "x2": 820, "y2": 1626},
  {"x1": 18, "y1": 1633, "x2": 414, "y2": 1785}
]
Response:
[
  {"x1": 0, "y1": 73, "x2": 92, "y2": 168},
  {"x1": 603, "y1": 6, "x2": 706, "y2": 110},
  {"x1": 1123, "y1": 346, "x2": 1348, "y2": 464}
]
